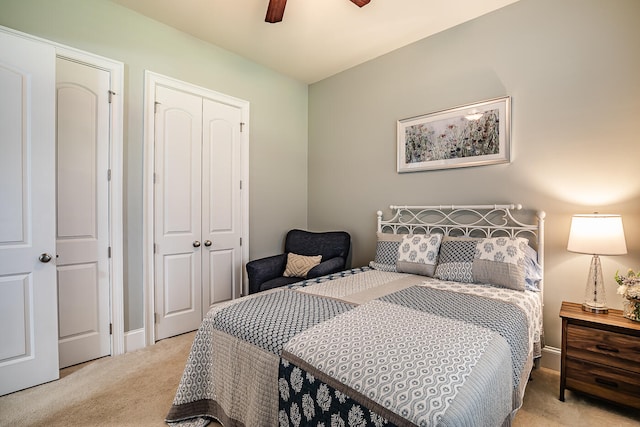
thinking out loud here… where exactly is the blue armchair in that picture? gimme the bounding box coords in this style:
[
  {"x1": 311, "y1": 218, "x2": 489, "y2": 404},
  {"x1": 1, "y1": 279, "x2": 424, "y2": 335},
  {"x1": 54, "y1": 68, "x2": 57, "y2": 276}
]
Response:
[{"x1": 246, "y1": 229, "x2": 351, "y2": 294}]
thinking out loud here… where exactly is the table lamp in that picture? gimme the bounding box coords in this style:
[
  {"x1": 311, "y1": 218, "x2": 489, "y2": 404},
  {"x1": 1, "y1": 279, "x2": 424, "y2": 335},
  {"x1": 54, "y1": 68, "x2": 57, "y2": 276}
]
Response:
[{"x1": 567, "y1": 214, "x2": 627, "y2": 313}]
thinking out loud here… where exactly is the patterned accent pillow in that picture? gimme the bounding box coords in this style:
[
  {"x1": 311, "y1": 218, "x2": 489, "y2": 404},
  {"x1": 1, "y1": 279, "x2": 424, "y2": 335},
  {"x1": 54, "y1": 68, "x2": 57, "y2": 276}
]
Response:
[
  {"x1": 368, "y1": 232, "x2": 404, "y2": 272},
  {"x1": 396, "y1": 234, "x2": 443, "y2": 277},
  {"x1": 434, "y1": 237, "x2": 480, "y2": 283},
  {"x1": 524, "y1": 245, "x2": 542, "y2": 292},
  {"x1": 283, "y1": 253, "x2": 322, "y2": 278},
  {"x1": 472, "y1": 237, "x2": 529, "y2": 291}
]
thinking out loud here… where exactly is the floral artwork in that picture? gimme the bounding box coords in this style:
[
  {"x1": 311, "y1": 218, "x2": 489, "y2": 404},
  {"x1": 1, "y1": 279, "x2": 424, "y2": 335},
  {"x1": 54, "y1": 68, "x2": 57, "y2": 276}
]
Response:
[
  {"x1": 404, "y1": 109, "x2": 500, "y2": 164},
  {"x1": 615, "y1": 269, "x2": 640, "y2": 321},
  {"x1": 397, "y1": 96, "x2": 510, "y2": 172}
]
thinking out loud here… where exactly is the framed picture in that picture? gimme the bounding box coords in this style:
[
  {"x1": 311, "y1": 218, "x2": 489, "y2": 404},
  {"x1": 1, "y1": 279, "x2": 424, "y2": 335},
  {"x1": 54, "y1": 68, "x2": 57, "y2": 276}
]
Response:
[{"x1": 397, "y1": 96, "x2": 511, "y2": 173}]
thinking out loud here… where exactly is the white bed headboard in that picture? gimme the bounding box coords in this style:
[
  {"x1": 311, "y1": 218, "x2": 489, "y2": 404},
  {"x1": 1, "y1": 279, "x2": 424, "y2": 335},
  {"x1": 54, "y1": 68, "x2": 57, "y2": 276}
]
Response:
[{"x1": 377, "y1": 204, "x2": 546, "y2": 291}]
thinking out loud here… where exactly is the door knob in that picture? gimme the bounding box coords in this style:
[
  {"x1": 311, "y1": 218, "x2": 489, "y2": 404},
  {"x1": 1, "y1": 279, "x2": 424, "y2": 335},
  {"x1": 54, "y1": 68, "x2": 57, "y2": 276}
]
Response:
[
  {"x1": 39, "y1": 253, "x2": 53, "y2": 263},
  {"x1": 193, "y1": 241, "x2": 201, "y2": 248},
  {"x1": 204, "y1": 240, "x2": 212, "y2": 247}
]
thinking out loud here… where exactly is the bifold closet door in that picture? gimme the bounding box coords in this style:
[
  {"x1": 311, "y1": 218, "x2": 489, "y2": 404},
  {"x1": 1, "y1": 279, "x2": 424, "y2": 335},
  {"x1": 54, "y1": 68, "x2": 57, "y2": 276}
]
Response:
[
  {"x1": 201, "y1": 98, "x2": 243, "y2": 310},
  {"x1": 154, "y1": 86, "x2": 203, "y2": 340},
  {"x1": 153, "y1": 85, "x2": 243, "y2": 341}
]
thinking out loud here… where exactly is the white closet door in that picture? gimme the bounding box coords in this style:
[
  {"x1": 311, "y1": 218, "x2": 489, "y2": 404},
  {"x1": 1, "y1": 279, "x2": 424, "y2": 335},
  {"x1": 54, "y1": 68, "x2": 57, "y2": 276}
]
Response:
[
  {"x1": 150, "y1": 74, "x2": 246, "y2": 341},
  {"x1": 0, "y1": 31, "x2": 58, "y2": 396},
  {"x1": 202, "y1": 99, "x2": 243, "y2": 309},
  {"x1": 154, "y1": 86, "x2": 203, "y2": 340},
  {"x1": 56, "y1": 57, "x2": 111, "y2": 368}
]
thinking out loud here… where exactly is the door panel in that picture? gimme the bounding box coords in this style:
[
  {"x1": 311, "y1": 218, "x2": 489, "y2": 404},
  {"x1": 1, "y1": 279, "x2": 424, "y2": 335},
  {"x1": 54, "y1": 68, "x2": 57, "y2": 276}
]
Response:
[
  {"x1": 0, "y1": 31, "x2": 58, "y2": 396},
  {"x1": 202, "y1": 99, "x2": 243, "y2": 309},
  {"x1": 205, "y1": 250, "x2": 234, "y2": 306},
  {"x1": 57, "y1": 264, "x2": 99, "y2": 337},
  {"x1": 0, "y1": 64, "x2": 24, "y2": 244},
  {"x1": 0, "y1": 275, "x2": 30, "y2": 361},
  {"x1": 56, "y1": 84, "x2": 97, "y2": 236},
  {"x1": 164, "y1": 253, "x2": 196, "y2": 314},
  {"x1": 56, "y1": 57, "x2": 111, "y2": 368},
  {"x1": 208, "y1": 119, "x2": 233, "y2": 231},
  {"x1": 154, "y1": 86, "x2": 203, "y2": 340}
]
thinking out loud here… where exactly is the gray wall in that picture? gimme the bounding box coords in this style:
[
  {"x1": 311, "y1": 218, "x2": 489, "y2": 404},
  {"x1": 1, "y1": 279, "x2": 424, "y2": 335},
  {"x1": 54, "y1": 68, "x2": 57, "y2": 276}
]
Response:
[
  {"x1": 308, "y1": 0, "x2": 640, "y2": 350},
  {"x1": 0, "y1": 0, "x2": 309, "y2": 331},
  {"x1": 2, "y1": 0, "x2": 639, "y2": 351}
]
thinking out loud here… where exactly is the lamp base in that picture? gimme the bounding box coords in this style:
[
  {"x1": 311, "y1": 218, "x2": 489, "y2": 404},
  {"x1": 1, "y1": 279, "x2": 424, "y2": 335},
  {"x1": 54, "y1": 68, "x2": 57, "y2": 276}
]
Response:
[
  {"x1": 582, "y1": 302, "x2": 609, "y2": 314},
  {"x1": 582, "y1": 254, "x2": 608, "y2": 314}
]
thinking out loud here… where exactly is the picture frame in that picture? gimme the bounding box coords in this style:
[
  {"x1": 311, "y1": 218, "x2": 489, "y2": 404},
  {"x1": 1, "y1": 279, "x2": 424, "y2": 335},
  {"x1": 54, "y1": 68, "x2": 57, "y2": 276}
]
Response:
[{"x1": 397, "y1": 96, "x2": 511, "y2": 173}]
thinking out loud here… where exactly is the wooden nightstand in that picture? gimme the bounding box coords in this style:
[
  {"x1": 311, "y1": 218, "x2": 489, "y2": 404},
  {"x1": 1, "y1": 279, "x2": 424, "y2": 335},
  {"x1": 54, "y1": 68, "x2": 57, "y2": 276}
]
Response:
[{"x1": 559, "y1": 301, "x2": 640, "y2": 409}]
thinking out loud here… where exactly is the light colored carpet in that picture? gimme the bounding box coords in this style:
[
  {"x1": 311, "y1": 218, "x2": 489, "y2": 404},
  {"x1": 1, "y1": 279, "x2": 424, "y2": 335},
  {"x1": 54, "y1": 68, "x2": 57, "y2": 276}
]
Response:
[{"x1": 1, "y1": 332, "x2": 639, "y2": 427}]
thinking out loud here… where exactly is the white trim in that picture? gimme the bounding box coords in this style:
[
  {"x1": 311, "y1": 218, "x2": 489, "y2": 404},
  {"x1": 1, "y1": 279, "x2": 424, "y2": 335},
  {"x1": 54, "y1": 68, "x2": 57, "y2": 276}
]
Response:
[
  {"x1": 0, "y1": 25, "x2": 125, "y2": 357},
  {"x1": 540, "y1": 346, "x2": 561, "y2": 372},
  {"x1": 143, "y1": 71, "x2": 250, "y2": 346},
  {"x1": 240, "y1": 105, "x2": 251, "y2": 297},
  {"x1": 124, "y1": 328, "x2": 146, "y2": 353}
]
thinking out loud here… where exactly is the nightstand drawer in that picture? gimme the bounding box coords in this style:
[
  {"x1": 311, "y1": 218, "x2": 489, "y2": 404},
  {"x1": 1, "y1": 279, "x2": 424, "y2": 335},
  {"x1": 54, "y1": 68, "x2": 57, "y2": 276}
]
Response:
[
  {"x1": 565, "y1": 358, "x2": 640, "y2": 409},
  {"x1": 566, "y1": 324, "x2": 640, "y2": 374}
]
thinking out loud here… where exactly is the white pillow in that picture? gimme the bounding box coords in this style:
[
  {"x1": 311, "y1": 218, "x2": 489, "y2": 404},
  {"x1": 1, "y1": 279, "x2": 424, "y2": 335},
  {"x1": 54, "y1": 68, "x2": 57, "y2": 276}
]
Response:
[
  {"x1": 396, "y1": 234, "x2": 443, "y2": 277},
  {"x1": 472, "y1": 236, "x2": 529, "y2": 291}
]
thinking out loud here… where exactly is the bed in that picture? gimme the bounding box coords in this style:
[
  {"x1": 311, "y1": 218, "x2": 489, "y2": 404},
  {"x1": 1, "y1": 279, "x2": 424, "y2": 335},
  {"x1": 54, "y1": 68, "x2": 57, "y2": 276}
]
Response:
[{"x1": 166, "y1": 204, "x2": 545, "y2": 427}]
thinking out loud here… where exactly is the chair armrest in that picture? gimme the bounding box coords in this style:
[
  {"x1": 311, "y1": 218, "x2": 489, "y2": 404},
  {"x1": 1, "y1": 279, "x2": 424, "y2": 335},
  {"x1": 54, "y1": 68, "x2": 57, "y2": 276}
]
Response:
[
  {"x1": 246, "y1": 254, "x2": 287, "y2": 294},
  {"x1": 307, "y1": 257, "x2": 345, "y2": 279}
]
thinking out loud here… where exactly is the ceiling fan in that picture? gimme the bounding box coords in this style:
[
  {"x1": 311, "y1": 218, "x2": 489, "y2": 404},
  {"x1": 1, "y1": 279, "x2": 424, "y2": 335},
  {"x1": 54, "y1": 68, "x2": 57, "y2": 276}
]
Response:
[{"x1": 265, "y1": 0, "x2": 371, "y2": 23}]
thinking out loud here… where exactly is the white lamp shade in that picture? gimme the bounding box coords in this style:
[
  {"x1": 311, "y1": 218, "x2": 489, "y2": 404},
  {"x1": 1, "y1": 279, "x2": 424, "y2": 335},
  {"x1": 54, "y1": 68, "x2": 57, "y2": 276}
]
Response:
[{"x1": 567, "y1": 214, "x2": 627, "y2": 255}]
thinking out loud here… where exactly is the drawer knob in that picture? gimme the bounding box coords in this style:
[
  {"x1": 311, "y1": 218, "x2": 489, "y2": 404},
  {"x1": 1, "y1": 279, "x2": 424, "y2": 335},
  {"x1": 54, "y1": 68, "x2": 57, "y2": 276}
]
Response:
[{"x1": 595, "y1": 344, "x2": 619, "y2": 353}]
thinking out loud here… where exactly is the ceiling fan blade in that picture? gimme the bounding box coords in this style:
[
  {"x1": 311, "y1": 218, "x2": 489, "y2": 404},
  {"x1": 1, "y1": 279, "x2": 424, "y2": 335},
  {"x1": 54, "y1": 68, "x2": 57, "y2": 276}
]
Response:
[
  {"x1": 350, "y1": 0, "x2": 371, "y2": 7},
  {"x1": 265, "y1": 0, "x2": 287, "y2": 23}
]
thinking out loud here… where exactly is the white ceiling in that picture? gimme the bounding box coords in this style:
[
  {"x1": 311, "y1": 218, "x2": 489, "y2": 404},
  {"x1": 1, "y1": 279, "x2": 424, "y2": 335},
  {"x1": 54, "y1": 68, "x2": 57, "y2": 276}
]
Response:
[{"x1": 111, "y1": 0, "x2": 519, "y2": 84}]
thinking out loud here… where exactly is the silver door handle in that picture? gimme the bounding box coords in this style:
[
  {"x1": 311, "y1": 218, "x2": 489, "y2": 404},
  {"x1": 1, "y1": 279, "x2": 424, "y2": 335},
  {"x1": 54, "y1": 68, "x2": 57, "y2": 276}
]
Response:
[
  {"x1": 193, "y1": 241, "x2": 201, "y2": 248},
  {"x1": 204, "y1": 240, "x2": 212, "y2": 247},
  {"x1": 39, "y1": 253, "x2": 53, "y2": 263}
]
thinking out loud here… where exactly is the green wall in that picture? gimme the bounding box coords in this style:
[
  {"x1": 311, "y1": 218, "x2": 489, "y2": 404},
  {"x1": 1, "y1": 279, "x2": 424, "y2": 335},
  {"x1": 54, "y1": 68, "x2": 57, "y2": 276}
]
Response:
[
  {"x1": 308, "y1": 0, "x2": 640, "y2": 350},
  {"x1": 0, "y1": 0, "x2": 309, "y2": 331}
]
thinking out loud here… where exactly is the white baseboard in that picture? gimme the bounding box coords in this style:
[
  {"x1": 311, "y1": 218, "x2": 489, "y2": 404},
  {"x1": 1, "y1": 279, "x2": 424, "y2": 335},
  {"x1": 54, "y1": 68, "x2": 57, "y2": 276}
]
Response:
[
  {"x1": 540, "y1": 346, "x2": 561, "y2": 371},
  {"x1": 124, "y1": 328, "x2": 146, "y2": 353}
]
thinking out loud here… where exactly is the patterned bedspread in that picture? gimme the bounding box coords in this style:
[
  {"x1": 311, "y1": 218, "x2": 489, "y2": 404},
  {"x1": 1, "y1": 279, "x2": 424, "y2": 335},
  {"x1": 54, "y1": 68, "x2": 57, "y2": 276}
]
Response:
[{"x1": 166, "y1": 268, "x2": 542, "y2": 427}]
